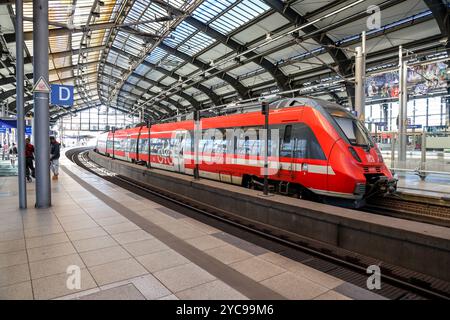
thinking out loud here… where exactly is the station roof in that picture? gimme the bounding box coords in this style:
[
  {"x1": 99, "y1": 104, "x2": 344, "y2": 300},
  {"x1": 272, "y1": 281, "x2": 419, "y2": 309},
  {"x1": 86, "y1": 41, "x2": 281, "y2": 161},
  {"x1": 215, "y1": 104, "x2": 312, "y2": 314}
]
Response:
[{"x1": 0, "y1": 0, "x2": 448, "y2": 122}]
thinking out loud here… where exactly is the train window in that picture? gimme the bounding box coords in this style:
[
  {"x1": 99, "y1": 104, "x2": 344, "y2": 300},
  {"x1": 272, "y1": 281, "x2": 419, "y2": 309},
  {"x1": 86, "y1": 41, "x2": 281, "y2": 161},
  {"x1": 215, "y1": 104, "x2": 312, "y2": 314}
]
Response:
[
  {"x1": 333, "y1": 116, "x2": 373, "y2": 147},
  {"x1": 280, "y1": 123, "x2": 326, "y2": 160},
  {"x1": 283, "y1": 125, "x2": 292, "y2": 143},
  {"x1": 139, "y1": 139, "x2": 148, "y2": 153},
  {"x1": 280, "y1": 137, "x2": 293, "y2": 158}
]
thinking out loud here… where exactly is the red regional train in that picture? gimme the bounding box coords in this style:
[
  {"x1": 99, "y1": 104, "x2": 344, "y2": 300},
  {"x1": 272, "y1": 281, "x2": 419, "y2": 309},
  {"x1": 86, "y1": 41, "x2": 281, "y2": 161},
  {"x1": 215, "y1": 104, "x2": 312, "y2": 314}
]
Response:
[{"x1": 96, "y1": 97, "x2": 397, "y2": 207}]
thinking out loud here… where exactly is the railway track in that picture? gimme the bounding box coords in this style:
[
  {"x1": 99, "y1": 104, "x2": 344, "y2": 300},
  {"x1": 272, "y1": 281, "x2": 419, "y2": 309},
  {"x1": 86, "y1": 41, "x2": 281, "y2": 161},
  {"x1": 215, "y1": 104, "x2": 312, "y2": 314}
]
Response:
[
  {"x1": 66, "y1": 148, "x2": 450, "y2": 300},
  {"x1": 366, "y1": 195, "x2": 450, "y2": 227}
]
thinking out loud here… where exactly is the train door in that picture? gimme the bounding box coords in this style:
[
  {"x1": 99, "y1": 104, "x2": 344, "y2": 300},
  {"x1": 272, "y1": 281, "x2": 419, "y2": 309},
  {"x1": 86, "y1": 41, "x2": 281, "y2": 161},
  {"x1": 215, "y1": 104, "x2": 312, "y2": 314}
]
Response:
[
  {"x1": 125, "y1": 134, "x2": 131, "y2": 160},
  {"x1": 172, "y1": 130, "x2": 185, "y2": 173},
  {"x1": 279, "y1": 124, "x2": 296, "y2": 182}
]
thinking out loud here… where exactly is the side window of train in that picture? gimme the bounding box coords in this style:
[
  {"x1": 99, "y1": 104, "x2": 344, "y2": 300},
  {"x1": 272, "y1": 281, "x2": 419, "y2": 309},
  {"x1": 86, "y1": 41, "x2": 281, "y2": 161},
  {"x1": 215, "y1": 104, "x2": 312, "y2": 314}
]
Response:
[
  {"x1": 293, "y1": 123, "x2": 326, "y2": 160},
  {"x1": 280, "y1": 125, "x2": 293, "y2": 157},
  {"x1": 139, "y1": 139, "x2": 147, "y2": 153}
]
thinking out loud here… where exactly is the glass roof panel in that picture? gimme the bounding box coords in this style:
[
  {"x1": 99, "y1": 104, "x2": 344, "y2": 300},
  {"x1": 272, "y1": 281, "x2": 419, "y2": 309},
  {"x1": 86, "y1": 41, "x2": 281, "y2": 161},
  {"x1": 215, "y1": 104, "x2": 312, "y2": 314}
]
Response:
[
  {"x1": 210, "y1": 0, "x2": 270, "y2": 35},
  {"x1": 178, "y1": 31, "x2": 216, "y2": 56},
  {"x1": 192, "y1": 0, "x2": 235, "y2": 24}
]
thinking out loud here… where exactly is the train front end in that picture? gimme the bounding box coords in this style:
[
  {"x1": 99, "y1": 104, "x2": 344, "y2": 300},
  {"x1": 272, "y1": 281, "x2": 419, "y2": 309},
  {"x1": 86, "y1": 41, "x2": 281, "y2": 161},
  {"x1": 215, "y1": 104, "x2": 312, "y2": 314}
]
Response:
[{"x1": 324, "y1": 104, "x2": 397, "y2": 207}]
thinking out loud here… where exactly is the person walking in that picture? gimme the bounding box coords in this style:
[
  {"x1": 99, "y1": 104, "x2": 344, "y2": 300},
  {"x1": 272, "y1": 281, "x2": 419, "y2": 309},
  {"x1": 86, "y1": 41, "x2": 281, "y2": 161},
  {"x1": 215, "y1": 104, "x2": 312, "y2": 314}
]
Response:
[
  {"x1": 9, "y1": 143, "x2": 18, "y2": 167},
  {"x1": 49, "y1": 136, "x2": 60, "y2": 180},
  {"x1": 25, "y1": 138, "x2": 35, "y2": 182}
]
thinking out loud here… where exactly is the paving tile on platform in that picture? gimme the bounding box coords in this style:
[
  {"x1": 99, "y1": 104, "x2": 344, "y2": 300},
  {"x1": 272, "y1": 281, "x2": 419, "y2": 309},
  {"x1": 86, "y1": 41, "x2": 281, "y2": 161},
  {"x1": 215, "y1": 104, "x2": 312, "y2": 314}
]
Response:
[
  {"x1": 111, "y1": 229, "x2": 154, "y2": 245},
  {"x1": 261, "y1": 272, "x2": 328, "y2": 300},
  {"x1": 88, "y1": 258, "x2": 148, "y2": 286},
  {"x1": 0, "y1": 264, "x2": 30, "y2": 288},
  {"x1": 95, "y1": 216, "x2": 129, "y2": 227},
  {"x1": 154, "y1": 263, "x2": 215, "y2": 293},
  {"x1": 130, "y1": 274, "x2": 172, "y2": 300},
  {"x1": 29, "y1": 253, "x2": 85, "y2": 279},
  {"x1": 122, "y1": 238, "x2": 169, "y2": 257},
  {"x1": 79, "y1": 284, "x2": 145, "y2": 300},
  {"x1": 72, "y1": 235, "x2": 117, "y2": 253},
  {"x1": 158, "y1": 294, "x2": 179, "y2": 300},
  {"x1": 185, "y1": 235, "x2": 228, "y2": 251},
  {"x1": 0, "y1": 250, "x2": 28, "y2": 268},
  {"x1": 80, "y1": 246, "x2": 131, "y2": 267},
  {"x1": 0, "y1": 229, "x2": 24, "y2": 242},
  {"x1": 103, "y1": 222, "x2": 141, "y2": 235},
  {"x1": 229, "y1": 257, "x2": 286, "y2": 282},
  {"x1": 24, "y1": 225, "x2": 64, "y2": 238},
  {"x1": 27, "y1": 242, "x2": 76, "y2": 262},
  {"x1": 0, "y1": 281, "x2": 33, "y2": 300},
  {"x1": 204, "y1": 244, "x2": 253, "y2": 265},
  {"x1": 66, "y1": 227, "x2": 108, "y2": 241},
  {"x1": 0, "y1": 239, "x2": 26, "y2": 254},
  {"x1": 32, "y1": 268, "x2": 97, "y2": 300},
  {"x1": 137, "y1": 249, "x2": 189, "y2": 273},
  {"x1": 176, "y1": 280, "x2": 248, "y2": 300},
  {"x1": 313, "y1": 290, "x2": 352, "y2": 300},
  {"x1": 26, "y1": 233, "x2": 70, "y2": 249}
]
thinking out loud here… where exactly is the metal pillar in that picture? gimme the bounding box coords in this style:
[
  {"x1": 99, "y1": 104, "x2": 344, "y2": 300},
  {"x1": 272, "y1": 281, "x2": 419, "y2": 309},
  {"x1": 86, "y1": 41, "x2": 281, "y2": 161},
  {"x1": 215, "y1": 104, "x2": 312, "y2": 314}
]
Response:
[
  {"x1": 354, "y1": 31, "x2": 366, "y2": 121},
  {"x1": 419, "y1": 127, "x2": 427, "y2": 180},
  {"x1": 398, "y1": 46, "x2": 408, "y2": 165},
  {"x1": 15, "y1": 0, "x2": 26, "y2": 209},
  {"x1": 33, "y1": 0, "x2": 51, "y2": 208},
  {"x1": 193, "y1": 110, "x2": 200, "y2": 180},
  {"x1": 146, "y1": 119, "x2": 151, "y2": 169},
  {"x1": 262, "y1": 101, "x2": 269, "y2": 195},
  {"x1": 390, "y1": 134, "x2": 396, "y2": 168}
]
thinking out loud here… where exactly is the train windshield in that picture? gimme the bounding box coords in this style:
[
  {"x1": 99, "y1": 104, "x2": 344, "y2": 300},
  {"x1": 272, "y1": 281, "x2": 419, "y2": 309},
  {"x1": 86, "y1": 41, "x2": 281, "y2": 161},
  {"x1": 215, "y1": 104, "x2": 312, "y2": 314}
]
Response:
[{"x1": 333, "y1": 116, "x2": 374, "y2": 148}]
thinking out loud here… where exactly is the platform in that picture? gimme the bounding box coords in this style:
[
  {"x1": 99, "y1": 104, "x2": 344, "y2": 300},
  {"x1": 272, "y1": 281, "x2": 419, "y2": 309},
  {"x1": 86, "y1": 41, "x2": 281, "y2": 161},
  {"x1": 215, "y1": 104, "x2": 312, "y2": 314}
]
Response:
[
  {"x1": 396, "y1": 173, "x2": 450, "y2": 199},
  {"x1": 0, "y1": 153, "x2": 390, "y2": 300}
]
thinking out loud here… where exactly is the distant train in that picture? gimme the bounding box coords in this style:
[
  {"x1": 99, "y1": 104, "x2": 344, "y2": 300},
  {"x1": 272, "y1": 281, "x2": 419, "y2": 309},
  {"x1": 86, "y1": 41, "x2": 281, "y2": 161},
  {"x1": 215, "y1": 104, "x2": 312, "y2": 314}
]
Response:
[{"x1": 96, "y1": 97, "x2": 397, "y2": 207}]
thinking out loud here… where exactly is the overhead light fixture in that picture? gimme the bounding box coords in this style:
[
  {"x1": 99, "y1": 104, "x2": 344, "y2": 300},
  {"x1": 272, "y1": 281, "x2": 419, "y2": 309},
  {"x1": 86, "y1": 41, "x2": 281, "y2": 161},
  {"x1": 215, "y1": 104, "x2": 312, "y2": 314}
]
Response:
[{"x1": 266, "y1": 33, "x2": 272, "y2": 40}]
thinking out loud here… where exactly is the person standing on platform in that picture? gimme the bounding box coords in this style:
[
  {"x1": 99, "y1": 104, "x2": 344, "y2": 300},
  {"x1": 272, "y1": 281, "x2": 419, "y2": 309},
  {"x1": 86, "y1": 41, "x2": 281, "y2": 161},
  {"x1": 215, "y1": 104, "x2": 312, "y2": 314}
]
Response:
[
  {"x1": 49, "y1": 136, "x2": 60, "y2": 180},
  {"x1": 9, "y1": 143, "x2": 18, "y2": 167},
  {"x1": 25, "y1": 138, "x2": 35, "y2": 182}
]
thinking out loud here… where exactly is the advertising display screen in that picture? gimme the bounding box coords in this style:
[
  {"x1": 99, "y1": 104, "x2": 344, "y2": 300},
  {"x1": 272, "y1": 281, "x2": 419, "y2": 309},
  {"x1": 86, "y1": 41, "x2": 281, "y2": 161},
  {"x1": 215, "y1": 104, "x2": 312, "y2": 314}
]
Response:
[{"x1": 366, "y1": 62, "x2": 448, "y2": 99}]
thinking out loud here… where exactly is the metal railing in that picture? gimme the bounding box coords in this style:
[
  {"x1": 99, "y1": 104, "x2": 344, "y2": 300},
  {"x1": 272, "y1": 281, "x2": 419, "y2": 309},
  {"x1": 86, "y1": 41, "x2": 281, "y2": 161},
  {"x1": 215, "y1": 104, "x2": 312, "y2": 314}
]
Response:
[{"x1": 378, "y1": 130, "x2": 450, "y2": 180}]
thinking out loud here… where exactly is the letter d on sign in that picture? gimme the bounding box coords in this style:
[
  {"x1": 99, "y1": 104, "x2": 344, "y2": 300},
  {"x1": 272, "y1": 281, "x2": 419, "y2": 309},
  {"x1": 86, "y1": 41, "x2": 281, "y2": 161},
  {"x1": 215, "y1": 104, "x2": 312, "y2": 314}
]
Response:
[
  {"x1": 59, "y1": 87, "x2": 70, "y2": 101},
  {"x1": 66, "y1": 265, "x2": 81, "y2": 290},
  {"x1": 366, "y1": 265, "x2": 381, "y2": 290}
]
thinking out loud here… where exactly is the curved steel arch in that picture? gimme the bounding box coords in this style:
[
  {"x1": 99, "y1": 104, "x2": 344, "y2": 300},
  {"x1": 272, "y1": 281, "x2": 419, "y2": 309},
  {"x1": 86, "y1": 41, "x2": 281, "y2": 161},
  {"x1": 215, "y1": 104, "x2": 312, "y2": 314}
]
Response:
[
  {"x1": 158, "y1": 42, "x2": 249, "y2": 99},
  {"x1": 184, "y1": 16, "x2": 291, "y2": 92},
  {"x1": 263, "y1": 0, "x2": 355, "y2": 104},
  {"x1": 108, "y1": 46, "x2": 221, "y2": 107},
  {"x1": 102, "y1": 59, "x2": 200, "y2": 110}
]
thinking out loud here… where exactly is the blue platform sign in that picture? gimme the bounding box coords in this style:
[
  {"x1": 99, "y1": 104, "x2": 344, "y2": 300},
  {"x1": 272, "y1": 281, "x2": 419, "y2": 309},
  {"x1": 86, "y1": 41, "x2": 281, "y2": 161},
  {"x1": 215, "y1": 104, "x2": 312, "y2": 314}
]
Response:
[
  {"x1": 50, "y1": 84, "x2": 74, "y2": 107},
  {"x1": 407, "y1": 124, "x2": 422, "y2": 129},
  {"x1": 25, "y1": 126, "x2": 32, "y2": 135}
]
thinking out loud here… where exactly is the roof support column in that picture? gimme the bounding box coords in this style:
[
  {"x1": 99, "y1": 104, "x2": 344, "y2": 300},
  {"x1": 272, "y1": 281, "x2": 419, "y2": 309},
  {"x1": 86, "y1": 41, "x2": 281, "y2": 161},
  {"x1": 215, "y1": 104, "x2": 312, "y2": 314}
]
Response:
[
  {"x1": 15, "y1": 0, "x2": 26, "y2": 209},
  {"x1": 33, "y1": 0, "x2": 51, "y2": 208}
]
